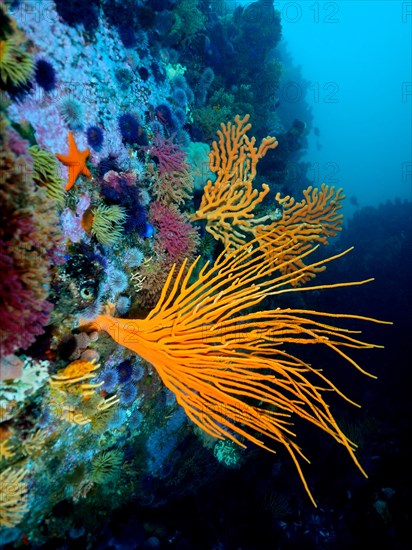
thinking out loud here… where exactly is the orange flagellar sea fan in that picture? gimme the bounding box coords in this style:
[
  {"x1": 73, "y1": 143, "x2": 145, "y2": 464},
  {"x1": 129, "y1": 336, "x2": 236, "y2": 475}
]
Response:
[
  {"x1": 192, "y1": 114, "x2": 277, "y2": 249},
  {"x1": 89, "y1": 232, "x2": 389, "y2": 506},
  {"x1": 258, "y1": 183, "x2": 346, "y2": 285},
  {"x1": 191, "y1": 114, "x2": 346, "y2": 285}
]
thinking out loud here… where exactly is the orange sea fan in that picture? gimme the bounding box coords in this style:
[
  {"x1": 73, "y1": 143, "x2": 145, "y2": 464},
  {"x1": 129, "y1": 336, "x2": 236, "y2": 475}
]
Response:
[
  {"x1": 191, "y1": 114, "x2": 278, "y2": 249},
  {"x1": 192, "y1": 114, "x2": 346, "y2": 283},
  {"x1": 89, "y1": 234, "x2": 389, "y2": 506},
  {"x1": 257, "y1": 183, "x2": 346, "y2": 285}
]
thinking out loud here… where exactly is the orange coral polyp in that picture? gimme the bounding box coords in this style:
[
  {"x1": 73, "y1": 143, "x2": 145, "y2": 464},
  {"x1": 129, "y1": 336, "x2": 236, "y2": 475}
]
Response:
[
  {"x1": 50, "y1": 359, "x2": 102, "y2": 397},
  {"x1": 90, "y1": 234, "x2": 389, "y2": 507},
  {"x1": 57, "y1": 359, "x2": 99, "y2": 380}
]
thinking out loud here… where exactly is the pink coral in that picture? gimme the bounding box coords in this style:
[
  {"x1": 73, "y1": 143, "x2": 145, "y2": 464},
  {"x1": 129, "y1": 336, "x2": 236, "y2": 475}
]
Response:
[
  {"x1": 103, "y1": 170, "x2": 136, "y2": 189},
  {"x1": 147, "y1": 133, "x2": 187, "y2": 176},
  {"x1": 0, "y1": 120, "x2": 63, "y2": 356},
  {"x1": 150, "y1": 201, "x2": 199, "y2": 265},
  {"x1": 138, "y1": 202, "x2": 199, "y2": 309},
  {"x1": 0, "y1": 232, "x2": 54, "y2": 355},
  {"x1": 145, "y1": 133, "x2": 193, "y2": 206},
  {"x1": 8, "y1": 127, "x2": 32, "y2": 164}
]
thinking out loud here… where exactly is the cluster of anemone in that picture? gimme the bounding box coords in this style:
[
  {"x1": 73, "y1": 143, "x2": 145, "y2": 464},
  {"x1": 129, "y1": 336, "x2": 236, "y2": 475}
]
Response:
[
  {"x1": 115, "y1": 295, "x2": 131, "y2": 315},
  {"x1": 0, "y1": 6, "x2": 34, "y2": 93},
  {"x1": 169, "y1": 78, "x2": 192, "y2": 141},
  {"x1": 0, "y1": 41, "x2": 33, "y2": 91},
  {"x1": 96, "y1": 359, "x2": 140, "y2": 408},
  {"x1": 29, "y1": 144, "x2": 65, "y2": 204},
  {"x1": 116, "y1": 359, "x2": 134, "y2": 384},
  {"x1": 116, "y1": 359, "x2": 141, "y2": 407},
  {"x1": 154, "y1": 103, "x2": 179, "y2": 134},
  {"x1": 129, "y1": 409, "x2": 143, "y2": 430},
  {"x1": 120, "y1": 382, "x2": 138, "y2": 407},
  {"x1": 98, "y1": 367, "x2": 119, "y2": 393},
  {"x1": 107, "y1": 267, "x2": 128, "y2": 295},
  {"x1": 115, "y1": 66, "x2": 134, "y2": 90},
  {"x1": 173, "y1": 86, "x2": 188, "y2": 107},
  {"x1": 89, "y1": 204, "x2": 127, "y2": 246},
  {"x1": 123, "y1": 247, "x2": 144, "y2": 268},
  {"x1": 90, "y1": 450, "x2": 123, "y2": 484},
  {"x1": 195, "y1": 67, "x2": 215, "y2": 107}
]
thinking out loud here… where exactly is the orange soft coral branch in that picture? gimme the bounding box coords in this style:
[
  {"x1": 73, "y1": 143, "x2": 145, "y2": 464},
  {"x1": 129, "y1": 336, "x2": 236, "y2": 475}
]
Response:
[
  {"x1": 89, "y1": 235, "x2": 390, "y2": 506},
  {"x1": 192, "y1": 115, "x2": 345, "y2": 284},
  {"x1": 191, "y1": 114, "x2": 278, "y2": 249},
  {"x1": 275, "y1": 184, "x2": 345, "y2": 240},
  {"x1": 256, "y1": 183, "x2": 346, "y2": 285}
]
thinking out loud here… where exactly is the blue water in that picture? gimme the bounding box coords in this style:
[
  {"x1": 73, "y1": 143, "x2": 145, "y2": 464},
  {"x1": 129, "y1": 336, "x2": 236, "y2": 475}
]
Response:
[{"x1": 275, "y1": 0, "x2": 412, "y2": 213}]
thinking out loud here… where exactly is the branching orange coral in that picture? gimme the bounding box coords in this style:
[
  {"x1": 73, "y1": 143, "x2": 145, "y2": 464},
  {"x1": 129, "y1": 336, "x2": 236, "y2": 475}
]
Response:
[
  {"x1": 88, "y1": 234, "x2": 389, "y2": 506},
  {"x1": 191, "y1": 114, "x2": 278, "y2": 248},
  {"x1": 50, "y1": 359, "x2": 102, "y2": 398},
  {"x1": 192, "y1": 115, "x2": 345, "y2": 284},
  {"x1": 258, "y1": 183, "x2": 345, "y2": 284}
]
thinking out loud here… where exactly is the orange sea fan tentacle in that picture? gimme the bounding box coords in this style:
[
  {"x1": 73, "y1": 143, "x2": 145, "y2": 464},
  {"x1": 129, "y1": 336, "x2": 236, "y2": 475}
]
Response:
[{"x1": 88, "y1": 234, "x2": 390, "y2": 506}]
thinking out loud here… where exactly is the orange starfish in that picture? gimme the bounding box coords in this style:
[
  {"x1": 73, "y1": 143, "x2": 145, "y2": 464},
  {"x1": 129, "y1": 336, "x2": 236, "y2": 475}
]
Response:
[{"x1": 56, "y1": 132, "x2": 91, "y2": 190}]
